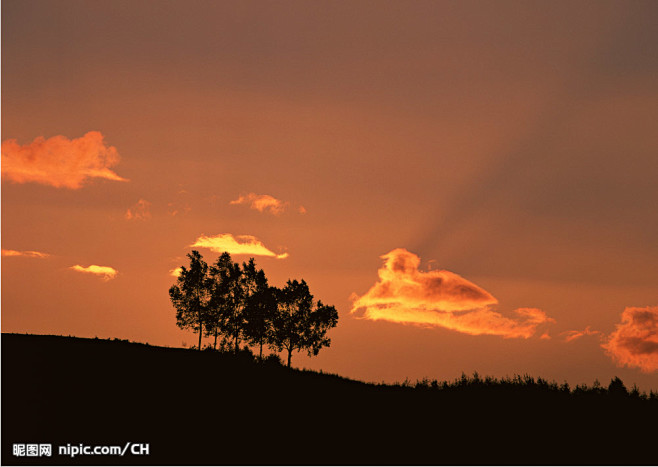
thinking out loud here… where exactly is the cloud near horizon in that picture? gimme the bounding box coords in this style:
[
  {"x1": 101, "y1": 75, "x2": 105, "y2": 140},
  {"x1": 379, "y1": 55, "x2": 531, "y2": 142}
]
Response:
[
  {"x1": 70, "y1": 264, "x2": 118, "y2": 281},
  {"x1": 351, "y1": 249, "x2": 554, "y2": 338},
  {"x1": 2, "y1": 249, "x2": 50, "y2": 258},
  {"x1": 190, "y1": 234, "x2": 288, "y2": 259},
  {"x1": 125, "y1": 199, "x2": 152, "y2": 220},
  {"x1": 601, "y1": 306, "x2": 658, "y2": 373},
  {"x1": 1, "y1": 131, "x2": 128, "y2": 189}
]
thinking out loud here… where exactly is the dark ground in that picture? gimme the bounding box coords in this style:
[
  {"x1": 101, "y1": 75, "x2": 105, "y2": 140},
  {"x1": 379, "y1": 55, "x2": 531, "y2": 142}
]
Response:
[{"x1": 2, "y1": 333, "x2": 657, "y2": 465}]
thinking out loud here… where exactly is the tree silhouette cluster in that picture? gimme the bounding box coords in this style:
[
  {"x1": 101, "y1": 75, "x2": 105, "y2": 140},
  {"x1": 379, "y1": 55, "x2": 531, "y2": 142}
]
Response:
[
  {"x1": 403, "y1": 372, "x2": 658, "y2": 401},
  {"x1": 169, "y1": 250, "x2": 338, "y2": 366}
]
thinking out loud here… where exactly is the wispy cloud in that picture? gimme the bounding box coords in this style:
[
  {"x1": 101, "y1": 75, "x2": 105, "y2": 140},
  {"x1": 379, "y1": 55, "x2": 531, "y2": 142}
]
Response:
[
  {"x1": 70, "y1": 264, "x2": 118, "y2": 281},
  {"x1": 1, "y1": 131, "x2": 128, "y2": 189},
  {"x1": 601, "y1": 306, "x2": 658, "y2": 373},
  {"x1": 230, "y1": 193, "x2": 306, "y2": 215},
  {"x1": 561, "y1": 326, "x2": 603, "y2": 343},
  {"x1": 1, "y1": 249, "x2": 50, "y2": 258},
  {"x1": 351, "y1": 248, "x2": 554, "y2": 338},
  {"x1": 125, "y1": 199, "x2": 152, "y2": 221},
  {"x1": 190, "y1": 234, "x2": 288, "y2": 259},
  {"x1": 230, "y1": 193, "x2": 288, "y2": 215}
]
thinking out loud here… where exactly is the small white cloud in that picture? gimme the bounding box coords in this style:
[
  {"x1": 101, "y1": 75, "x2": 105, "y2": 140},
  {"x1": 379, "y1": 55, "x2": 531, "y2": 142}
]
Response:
[
  {"x1": 169, "y1": 267, "x2": 183, "y2": 277},
  {"x1": 230, "y1": 193, "x2": 289, "y2": 215},
  {"x1": 190, "y1": 233, "x2": 288, "y2": 259},
  {"x1": 70, "y1": 264, "x2": 118, "y2": 281},
  {"x1": 2, "y1": 249, "x2": 50, "y2": 258}
]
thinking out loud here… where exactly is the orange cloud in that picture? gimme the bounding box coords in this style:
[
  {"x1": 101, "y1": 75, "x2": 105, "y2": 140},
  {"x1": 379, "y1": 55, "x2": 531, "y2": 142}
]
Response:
[
  {"x1": 351, "y1": 249, "x2": 554, "y2": 338},
  {"x1": 561, "y1": 326, "x2": 603, "y2": 342},
  {"x1": 1, "y1": 131, "x2": 128, "y2": 189},
  {"x1": 190, "y1": 234, "x2": 288, "y2": 259},
  {"x1": 602, "y1": 306, "x2": 658, "y2": 373},
  {"x1": 230, "y1": 193, "x2": 289, "y2": 215},
  {"x1": 1, "y1": 249, "x2": 50, "y2": 258},
  {"x1": 70, "y1": 264, "x2": 118, "y2": 281},
  {"x1": 125, "y1": 199, "x2": 152, "y2": 220}
]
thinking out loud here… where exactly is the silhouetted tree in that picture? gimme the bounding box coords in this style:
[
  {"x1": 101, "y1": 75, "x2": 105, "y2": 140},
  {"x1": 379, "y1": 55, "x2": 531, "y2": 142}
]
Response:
[
  {"x1": 242, "y1": 271, "x2": 277, "y2": 359},
  {"x1": 206, "y1": 252, "x2": 234, "y2": 350},
  {"x1": 169, "y1": 250, "x2": 210, "y2": 351},
  {"x1": 239, "y1": 258, "x2": 274, "y2": 358},
  {"x1": 170, "y1": 252, "x2": 339, "y2": 361},
  {"x1": 270, "y1": 279, "x2": 338, "y2": 367},
  {"x1": 306, "y1": 299, "x2": 339, "y2": 357},
  {"x1": 208, "y1": 253, "x2": 244, "y2": 353},
  {"x1": 608, "y1": 377, "x2": 628, "y2": 397}
]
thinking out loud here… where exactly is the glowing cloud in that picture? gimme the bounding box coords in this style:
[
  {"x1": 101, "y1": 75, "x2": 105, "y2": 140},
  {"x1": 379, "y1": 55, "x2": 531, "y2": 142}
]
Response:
[
  {"x1": 561, "y1": 326, "x2": 602, "y2": 343},
  {"x1": 125, "y1": 199, "x2": 152, "y2": 220},
  {"x1": 230, "y1": 193, "x2": 299, "y2": 215},
  {"x1": 169, "y1": 267, "x2": 183, "y2": 277},
  {"x1": 602, "y1": 306, "x2": 658, "y2": 373},
  {"x1": 70, "y1": 264, "x2": 118, "y2": 281},
  {"x1": 1, "y1": 131, "x2": 128, "y2": 189},
  {"x1": 351, "y1": 249, "x2": 554, "y2": 338},
  {"x1": 190, "y1": 234, "x2": 288, "y2": 259},
  {"x1": 2, "y1": 249, "x2": 50, "y2": 258}
]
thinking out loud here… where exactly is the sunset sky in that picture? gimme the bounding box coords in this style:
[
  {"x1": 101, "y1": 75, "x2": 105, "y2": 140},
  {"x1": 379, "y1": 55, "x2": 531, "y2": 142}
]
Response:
[{"x1": 2, "y1": 0, "x2": 657, "y2": 391}]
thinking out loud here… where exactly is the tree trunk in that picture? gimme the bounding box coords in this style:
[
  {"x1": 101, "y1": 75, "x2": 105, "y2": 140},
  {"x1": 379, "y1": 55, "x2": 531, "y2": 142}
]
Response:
[
  {"x1": 259, "y1": 338, "x2": 263, "y2": 360},
  {"x1": 234, "y1": 332, "x2": 239, "y2": 353},
  {"x1": 287, "y1": 348, "x2": 292, "y2": 367},
  {"x1": 213, "y1": 327, "x2": 218, "y2": 350},
  {"x1": 198, "y1": 322, "x2": 203, "y2": 351}
]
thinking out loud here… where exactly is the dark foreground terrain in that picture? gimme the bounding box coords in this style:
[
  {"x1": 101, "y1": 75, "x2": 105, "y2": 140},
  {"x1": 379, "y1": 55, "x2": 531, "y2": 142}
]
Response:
[{"x1": 2, "y1": 333, "x2": 657, "y2": 465}]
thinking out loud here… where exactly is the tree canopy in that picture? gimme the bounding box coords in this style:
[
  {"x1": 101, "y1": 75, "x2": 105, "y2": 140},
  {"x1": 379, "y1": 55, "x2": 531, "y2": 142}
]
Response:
[
  {"x1": 270, "y1": 279, "x2": 339, "y2": 367},
  {"x1": 169, "y1": 251, "x2": 339, "y2": 366},
  {"x1": 169, "y1": 250, "x2": 210, "y2": 352}
]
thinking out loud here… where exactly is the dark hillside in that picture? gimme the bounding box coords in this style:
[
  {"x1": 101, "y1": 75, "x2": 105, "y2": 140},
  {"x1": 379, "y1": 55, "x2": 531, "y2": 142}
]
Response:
[{"x1": 2, "y1": 333, "x2": 656, "y2": 465}]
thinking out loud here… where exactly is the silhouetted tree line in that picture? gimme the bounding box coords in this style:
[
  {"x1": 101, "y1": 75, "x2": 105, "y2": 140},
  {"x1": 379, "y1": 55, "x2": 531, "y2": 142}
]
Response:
[
  {"x1": 169, "y1": 250, "x2": 338, "y2": 366},
  {"x1": 400, "y1": 371, "x2": 658, "y2": 401}
]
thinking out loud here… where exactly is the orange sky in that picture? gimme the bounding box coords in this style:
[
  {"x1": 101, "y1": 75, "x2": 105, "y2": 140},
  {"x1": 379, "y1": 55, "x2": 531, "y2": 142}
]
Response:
[{"x1": 2, "y1": 0, "x2": 657, "y2": 391}]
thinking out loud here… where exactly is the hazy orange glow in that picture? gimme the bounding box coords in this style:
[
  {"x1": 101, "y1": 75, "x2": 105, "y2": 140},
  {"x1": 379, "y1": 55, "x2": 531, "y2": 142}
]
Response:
[
  {"x1": 230, "y1": 193, "x2": 289, "y2": 215},
  {"x1": 190, "y1": 234, "x2": 288, "y2": 259},
  {"x1": 125, "y1": 199, "x2": 152, "y2": 221},
  {"x1": 70, "y1": 265, "x2": 118, "y2": 281},
  {"x1": 2, "y1": 249, "x2": 50, "y2": 258},
  {"x1": 602, "y1": 307, "x2": 658, "y2": 373},
  {"x1": 3, "y1": 1, "x2": 657, "y2": 391},
  {"x1": 351, "y1": 249, "x2": 554, "y2": 338},
  {"x1": 1, "y1": 131, "x2": 127, "y2": 189},
  {"x1": 562, "y1": 326, "x2": 603, "y2": 343}
]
